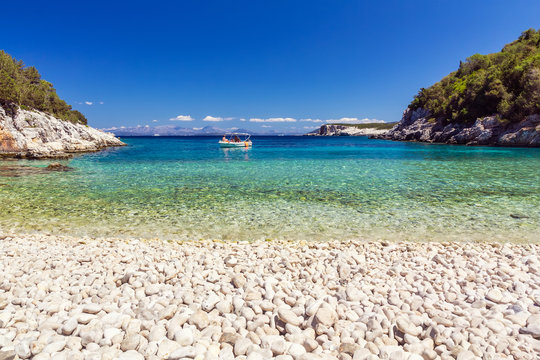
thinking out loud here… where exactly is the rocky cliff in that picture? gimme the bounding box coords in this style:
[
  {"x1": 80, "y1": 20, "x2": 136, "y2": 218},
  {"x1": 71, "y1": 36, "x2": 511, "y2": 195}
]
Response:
[
  {"x1": 0, "y1": 105, "x2": 125, "y2": 158},
  {"x1": 306, "y1": 124, "x2": 389, "y2": 137},
  {"x1": 375, "y1": 108, "x2": 540, "y2": 147}
]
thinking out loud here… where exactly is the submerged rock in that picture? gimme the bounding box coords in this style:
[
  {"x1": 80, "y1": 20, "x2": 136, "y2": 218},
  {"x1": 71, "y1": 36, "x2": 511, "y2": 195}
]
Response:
[{"x1": 46, "y1": 162, "x2": 73, "y2": 171}]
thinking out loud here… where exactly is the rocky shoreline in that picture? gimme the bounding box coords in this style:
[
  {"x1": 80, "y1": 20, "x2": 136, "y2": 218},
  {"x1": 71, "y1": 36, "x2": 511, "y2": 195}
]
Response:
[
  {"x1": 0, "y1": 106, "x2": 124, "y2": 158},
  {"x1": 306, "y1": 125, "x2": 389, "y2": 137},
  {"x1": 374, "y1": 108, "x2": 540, "y2": 147},
  {"x1": 0, "y1": 234, "x2": 539, "y2": 360}
]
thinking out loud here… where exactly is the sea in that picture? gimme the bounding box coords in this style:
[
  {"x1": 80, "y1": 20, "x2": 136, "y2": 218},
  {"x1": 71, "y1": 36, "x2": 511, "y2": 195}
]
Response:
[{"x1": 1, "y1": 136, "x2": 539, "y2": 242}]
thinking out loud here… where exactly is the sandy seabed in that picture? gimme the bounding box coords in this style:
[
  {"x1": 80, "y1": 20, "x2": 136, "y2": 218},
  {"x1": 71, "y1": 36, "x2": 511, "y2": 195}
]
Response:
[{"x1": 0, "y1": 233, "x2": 539, "y2": 360}]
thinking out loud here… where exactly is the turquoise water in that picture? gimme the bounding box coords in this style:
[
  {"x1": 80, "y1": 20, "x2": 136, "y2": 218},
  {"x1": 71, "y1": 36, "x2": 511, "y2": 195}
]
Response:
[{"x1": 1, "y1": 136, "x2": 539, "y2": 242}]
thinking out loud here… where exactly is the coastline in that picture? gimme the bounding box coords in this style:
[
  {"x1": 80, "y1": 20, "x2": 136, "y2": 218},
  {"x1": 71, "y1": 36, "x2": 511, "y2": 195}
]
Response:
[
  {"x1": 1, "y1": 233, "x2": 539, "y2": 359},
  {"x1": 0, "y1": 105, "x2": 125, "y2": 159},
  {"x1": 373, "y1": 109, "x2": 540, "y2": 148}
]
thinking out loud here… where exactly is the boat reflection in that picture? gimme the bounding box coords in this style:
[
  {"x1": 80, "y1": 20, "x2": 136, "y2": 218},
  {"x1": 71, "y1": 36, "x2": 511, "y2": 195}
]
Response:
[{"x1": 221, "y1": 147, "x2": 251, "y2": 161}]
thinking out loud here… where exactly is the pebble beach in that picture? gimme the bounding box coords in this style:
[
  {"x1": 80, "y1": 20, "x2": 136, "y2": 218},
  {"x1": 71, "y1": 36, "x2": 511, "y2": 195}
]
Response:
[{"x1": 0, "y1": 234, "x2": 539, "y2": 360}]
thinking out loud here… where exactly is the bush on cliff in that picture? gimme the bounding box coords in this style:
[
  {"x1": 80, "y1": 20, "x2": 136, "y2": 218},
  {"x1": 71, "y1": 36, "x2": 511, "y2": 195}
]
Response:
[
  {"x1": 410, "y1": 28, "x2": 540, "y2": 124},
  {"x1": 0, "y1": 50, "x2": 87, "y2": 125}
]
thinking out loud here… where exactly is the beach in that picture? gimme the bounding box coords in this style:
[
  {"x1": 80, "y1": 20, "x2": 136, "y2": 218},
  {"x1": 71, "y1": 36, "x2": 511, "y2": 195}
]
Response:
[{"x1": 1, "y1": 233, "x2": 539, "y2": 360}]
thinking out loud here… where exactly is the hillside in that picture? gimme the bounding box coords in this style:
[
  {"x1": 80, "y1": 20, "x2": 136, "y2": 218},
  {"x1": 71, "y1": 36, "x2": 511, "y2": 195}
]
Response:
[
  {"x1": 411, "y1": 28, "x2": 539, "y2": 124},
  {"x1": 378, "y1": 29, "x2": 539, "y2": 146},
  {"x1": 0, "y1": 50, "x2": 87, "y2": 124}
]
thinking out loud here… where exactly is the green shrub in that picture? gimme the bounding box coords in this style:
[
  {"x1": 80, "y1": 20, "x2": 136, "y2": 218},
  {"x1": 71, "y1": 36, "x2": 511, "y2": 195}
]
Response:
[
  {"x1": 410, "y1": 28, "x2": 540, "y2": 124},
  {"x1": 0, "y1": 51, "x2": 87, "y2": 125}
]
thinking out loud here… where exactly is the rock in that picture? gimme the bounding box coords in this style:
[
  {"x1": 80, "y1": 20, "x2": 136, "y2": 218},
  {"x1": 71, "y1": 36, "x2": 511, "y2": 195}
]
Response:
[
  {"x1": 173, "y1": 328, "x2": 194, "y2": 346},
  {"x1": 218, "y1": 346, "x2": 235, "y2": 360},
  {"x1": 232, "y1": 274, "x2": 246, "y2": 288},
  {"x1": 0, "y1": 351, "x2": 16, "y2": 360},
  {"x1": 303, "y1": 338, "x2": 318, "y2": 352},
  {"x1": 169, "y1": 346, "x2": 196, "y2": 359},
  {"x1": 120, "y1": 333, "x2": 141, "y2": 351},
  {"x1": 202, "y1": 292, "x2": 221, "y2": 312},
  {"x1": 0, "y1": 105, "x2": 124, "y2": 158},
  {"x1": 396, "y1": 317, "x2": 421, "y2": 336},
  {"x1": 246, "y1": 352, "x2": 265, "y2": 360},
  {"x1": 486, "y1": 289, "x2": 503, "y2": 303},
  {"x1": 118, "y1": 350, "x2": 144, "y2": 360},
  {"x1": 527, "y1": 314, "x2": 540, "y2": 326},
  {"x1": 375, "y1": 107, "x2": 540, "y2": 147},
  {"x1": 456, "y1": 350, "x2": 476, "y2": 360},
  {"x1": 486, "y1": 319, "x2": 506, "y2": 334},
  {"x1": 216, "y1": 300, "x2": 233, "y2": 314},
  {"x1": 189, "y1": 310, "x2": 210, "y2": 329},
  {"x1": 519, "y1": 324, "x2": 540, "y2": 339},
  {"x1": 79, "y1": 324, "x2": 104, "y2": 346},
  {"x1": 314, "y1": 305, "x2": 337, "y2": 327},
  {"x1": 145, "y1": 284, "x2": 160, "y2": 296},
  {"x1": 352, "y1": 348, "x2": 372, "y2": 360},
  {"x1": 14, "y1": 341, "x2": 31, "y2": 359},
  {"x1": 157, "y1": 339, "x2": 181, "y2": 358},
  {"x1": 278, "y1": 307, "x2": 303, "y2": 326},
  {"x1": 288, "y1": 343, "x2": 306, "y2": 358},
  {"x1": 46, "y1": 163, "x2": 73, "y2": 171},
  {"x1": 234, "y1": 338, "x2": 252, "y2": 356},
  {"x1": 149, "y1": 325, "x2": 167, "y2": 342},
  {"x1": 42, "y1": 340, "x2": 66, "y2": 354},
  {"x1": 339, "y1": 343, "x2": 360, "y2": 355},
  {"x1": 220, "y1": 332, "x2": 241, "y2": 345},
  {"x1": 61, "y1": 317, "x2": 78, "y2": 335}
]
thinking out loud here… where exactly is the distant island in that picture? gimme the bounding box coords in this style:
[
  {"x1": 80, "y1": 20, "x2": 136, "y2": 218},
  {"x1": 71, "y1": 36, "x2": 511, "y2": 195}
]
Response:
[
  {"x1": 305, "y1": 122, "x2": 396, "y2": 136},
  {"x1": 0, "y1": 51, "x2": 124, "y2": 158},
  {"x1": 104, "y1": 125, "x2": 304, "y2": 137},
  {"x1": 377, "y1": 28, "x2": 539, "y2": 147}
]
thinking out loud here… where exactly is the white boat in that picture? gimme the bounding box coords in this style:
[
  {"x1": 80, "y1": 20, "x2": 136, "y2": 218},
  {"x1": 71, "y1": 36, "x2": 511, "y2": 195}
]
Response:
[{"x1": 219, "y1": 133, "x2": 252, "y2": 148}]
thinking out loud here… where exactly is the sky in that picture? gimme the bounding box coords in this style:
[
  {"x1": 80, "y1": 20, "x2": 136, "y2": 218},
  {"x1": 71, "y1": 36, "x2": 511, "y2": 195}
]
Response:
[{"x1": 1, "y1": 1, "x2": 539, "y2": 133}]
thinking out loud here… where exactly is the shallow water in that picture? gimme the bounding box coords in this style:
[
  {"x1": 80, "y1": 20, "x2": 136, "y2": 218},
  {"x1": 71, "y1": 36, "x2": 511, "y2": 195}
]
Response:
[{"x1": 1, "y1": 136, "x2": 539, "y2": 242}]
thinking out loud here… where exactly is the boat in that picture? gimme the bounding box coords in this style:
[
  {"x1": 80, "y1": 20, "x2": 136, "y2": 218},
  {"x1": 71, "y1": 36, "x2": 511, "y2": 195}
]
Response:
[{"x1": 219, "y1": 133, "x2": 252, "y2": 148}]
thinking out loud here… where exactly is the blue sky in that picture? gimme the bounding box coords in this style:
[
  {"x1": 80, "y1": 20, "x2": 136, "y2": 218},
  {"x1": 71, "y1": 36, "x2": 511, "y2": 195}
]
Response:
[{"x1": 1, "y1": 1, "x2": 539, "y2": 133}]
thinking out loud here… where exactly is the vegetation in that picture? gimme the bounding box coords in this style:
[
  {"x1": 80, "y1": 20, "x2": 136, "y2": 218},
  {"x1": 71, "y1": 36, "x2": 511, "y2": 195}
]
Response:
[
  {"x1": 329, "y1": 122, "x2": 397, "y2": 129},
  {"x1": 0, "y1": 50, "x2": 87, "y2": 124},
  {"x1": 410, "y1": 28, "x2": 540, "y2": 124}
]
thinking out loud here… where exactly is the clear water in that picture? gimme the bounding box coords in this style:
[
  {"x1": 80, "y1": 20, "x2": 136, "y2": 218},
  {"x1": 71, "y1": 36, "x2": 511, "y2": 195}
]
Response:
[{"x1": 1, "y1": 136, "x2": 539, "y2": 242}]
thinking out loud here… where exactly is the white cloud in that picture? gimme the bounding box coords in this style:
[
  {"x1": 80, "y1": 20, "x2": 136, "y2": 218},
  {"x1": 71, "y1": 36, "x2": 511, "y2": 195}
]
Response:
[
  {"x1": 145, "y1": 125, "x2": 150, "y2": 128},
  {"x1": 229, "y1": 127, "x2": 239, "y2": 130},
  {"x1": 250, "y1": 117, "x2": 296, "y2": 123},
  {"x1": 326, "y1": 117, "x2": 385, "y2": 124},
  {"x1": 152, "y1": 119, "x2": 158, "y2": 123},
  {"x1": 203, "y1": 116, "x2": 223, "y2": 122},
  {"x1": 300, "y1": 118, "x2": 323, "y2": 123},
  {"x1": 99, "y1": 101, "x2": 104, "y2": 105},
  {"x1": 239, "y1": 118, "x2": 246, "y2": 122},
  {"x1": 303, "y1": 126, "x2": 318, "y2": 129},
  {"x1": 120, "y1": 126, "x2": 126, "y2": 129},
  {"x1": 85, "y1": 101, "x2": 93, "y2": 105},
  {"x1": 169, "y1": 115, "x2": 194, "y2": 121},
  {"x1": 193, "y1": 127, "x2": 203, "y2": 130},
  {"x1": 261, "y1": 125, "x2": 272, "y2": 128}
]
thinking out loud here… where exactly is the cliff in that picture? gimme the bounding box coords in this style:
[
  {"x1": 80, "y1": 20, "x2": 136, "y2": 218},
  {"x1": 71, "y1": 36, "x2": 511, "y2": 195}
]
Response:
[
  {"x1": 0, "y1": 105, "x2": 125, "y2": 158},
  {"x1": 306, "y1": 124, "x2": 392, "y2": 136},
  {"x1": 375, "y1": 107, "x2": 540, "y2": 146},
  {"x1": 376, "y1": 29, "x2": 540, "y2": 147}
]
